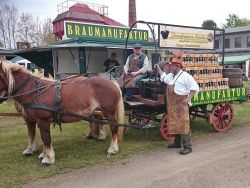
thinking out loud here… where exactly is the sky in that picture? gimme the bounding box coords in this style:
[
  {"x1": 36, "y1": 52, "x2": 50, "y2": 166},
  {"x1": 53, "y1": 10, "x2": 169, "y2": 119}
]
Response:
[{"x1": 1, "y1": 0, "x2": 250, "y2": 28}]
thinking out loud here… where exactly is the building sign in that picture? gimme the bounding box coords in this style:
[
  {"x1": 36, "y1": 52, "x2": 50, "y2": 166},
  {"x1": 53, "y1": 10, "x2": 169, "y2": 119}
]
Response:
[
  {"x1": 64, "y1": 21, "x2": 149, "y2": 42},
  {"x1": 159, "y1": 25, "x2": 215, "y2": 49},
  {"x1": 192, "y1": 88, "x2": 246, "y2": 105}
]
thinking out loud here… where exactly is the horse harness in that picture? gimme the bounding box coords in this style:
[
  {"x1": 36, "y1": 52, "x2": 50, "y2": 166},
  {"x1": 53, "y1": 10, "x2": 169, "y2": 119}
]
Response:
[{"x1": 24, "y1": 78, "x2": 64, "y2": 130}]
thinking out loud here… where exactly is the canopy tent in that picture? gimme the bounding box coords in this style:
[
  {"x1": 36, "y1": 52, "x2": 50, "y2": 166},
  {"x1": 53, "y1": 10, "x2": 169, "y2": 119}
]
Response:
[
  {"x1": 15, "y1": 37, "x2": 157, "y2": 76},
  {"x1": 10, "y1": 55, "x2": 32, "y2": 64},
  {"x1": 219, "y1": 55, "x2": 250, "y2": 65}
]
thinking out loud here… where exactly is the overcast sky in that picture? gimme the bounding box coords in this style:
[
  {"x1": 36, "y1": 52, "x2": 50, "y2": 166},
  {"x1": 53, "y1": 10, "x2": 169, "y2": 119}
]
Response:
[{"x1": 1, "y1": 0, "x2": 250, "y2": 28}]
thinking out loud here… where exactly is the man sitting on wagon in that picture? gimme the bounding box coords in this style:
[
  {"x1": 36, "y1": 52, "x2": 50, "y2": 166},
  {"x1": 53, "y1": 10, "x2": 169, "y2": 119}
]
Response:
[{"x1": 119, "y1": 43, "x2": 150, "y2": 100}]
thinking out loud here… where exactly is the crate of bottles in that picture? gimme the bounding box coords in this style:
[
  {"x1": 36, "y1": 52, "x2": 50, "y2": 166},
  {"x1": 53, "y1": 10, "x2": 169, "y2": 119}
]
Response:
[
  {"x1": 182, "y1": 53, "x2": 220, "y2": 68},
  {"x1": 207, "y1": 54, "x2": 220, "y2": 67},
  {"x1": 182, "y1": 54, "x2": 195, "y2": 67},
  {"x1": 217, "y1": 78, "x2": 229, "y2": 89},
  {"x1": 210, "y1": 66, "x2": 223, "y2": 78}
]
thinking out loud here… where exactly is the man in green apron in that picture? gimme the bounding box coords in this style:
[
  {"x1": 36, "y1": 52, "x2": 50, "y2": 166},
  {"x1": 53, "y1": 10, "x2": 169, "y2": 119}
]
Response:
[
  {"x1": 118, "y1": 43, "x2": 149, "y2": 100},
  {"x1": 156, "y1": 51, "x2": 199, "y2": 155}
]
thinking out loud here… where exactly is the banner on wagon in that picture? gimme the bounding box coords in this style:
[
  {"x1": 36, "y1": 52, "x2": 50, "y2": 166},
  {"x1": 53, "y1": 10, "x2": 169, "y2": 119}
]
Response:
[{"x1": 191, "y1": 88, "x2": 247, "y2": 106}]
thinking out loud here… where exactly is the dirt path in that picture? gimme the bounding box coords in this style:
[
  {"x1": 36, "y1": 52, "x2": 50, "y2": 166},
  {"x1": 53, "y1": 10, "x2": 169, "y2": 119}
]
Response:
[{"x1": 23, "y1": 126, "x2": 250, "y2": 188}]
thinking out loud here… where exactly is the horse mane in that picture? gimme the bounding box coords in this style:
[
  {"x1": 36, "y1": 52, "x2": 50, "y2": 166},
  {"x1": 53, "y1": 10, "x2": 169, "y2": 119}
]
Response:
[{"x1": 1, "y1": 60, "x2": 31, "y2": 94}]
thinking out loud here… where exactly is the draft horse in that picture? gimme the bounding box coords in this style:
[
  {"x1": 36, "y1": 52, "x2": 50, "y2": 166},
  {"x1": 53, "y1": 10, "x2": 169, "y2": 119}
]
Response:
[{"x1": 0, "y1": 61, "x2": 124, "y2": 165}]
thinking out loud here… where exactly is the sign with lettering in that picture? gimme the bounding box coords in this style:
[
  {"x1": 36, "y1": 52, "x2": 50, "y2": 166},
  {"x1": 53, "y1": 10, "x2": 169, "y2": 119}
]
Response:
[
  {"x1": 64, "y1": 21, "x2": 149, "y2": 42},
  {"x1": 192, "y1": 88, "x2": 247, "y2": 105},
  {"x1": 159, "y1": 25, "x2": 215, "y2": 49}
]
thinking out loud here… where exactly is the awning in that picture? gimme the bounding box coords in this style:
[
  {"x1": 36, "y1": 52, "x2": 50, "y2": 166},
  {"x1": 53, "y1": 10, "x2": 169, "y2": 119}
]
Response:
[
  {"x1": 52, "y1": 37, "x2": 157, "y2": 50},
  {"x1": 219, "y1": 55, "x2": 250, "y2": 65}
]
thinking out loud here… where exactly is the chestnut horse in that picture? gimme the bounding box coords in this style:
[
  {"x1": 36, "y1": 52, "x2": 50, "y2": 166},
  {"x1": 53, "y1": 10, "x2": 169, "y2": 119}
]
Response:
[{"x1": 0, "y1": 60, "x2": 124, "y2": 164}]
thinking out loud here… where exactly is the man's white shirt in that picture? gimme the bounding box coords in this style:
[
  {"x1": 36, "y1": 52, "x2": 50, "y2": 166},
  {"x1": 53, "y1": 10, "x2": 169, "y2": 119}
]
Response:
[{"x1": 160, "y1": 70, "x2": 199, "y2": 98}]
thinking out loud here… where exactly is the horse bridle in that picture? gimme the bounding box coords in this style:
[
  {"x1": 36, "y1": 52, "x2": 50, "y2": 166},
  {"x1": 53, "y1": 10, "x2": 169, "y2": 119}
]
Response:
[
  {"x1": 0, "y1": 73, "x2": 9, "y2": 103},
  {"x1": 0, "y1": 72, "x2": 32, "y2": 101},
  {"x1": 0, "y1": 72, "x2": 8, "y2": 87}
]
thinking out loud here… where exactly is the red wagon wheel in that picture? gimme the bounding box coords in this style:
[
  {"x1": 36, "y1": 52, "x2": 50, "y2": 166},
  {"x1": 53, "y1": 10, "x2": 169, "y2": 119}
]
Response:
[
  {"x1": 160, "y1": 113, "x2": 175, "y2": 142},
  {"x1": 209, "y1": 103, "x2": 234, "y2": 132},
  {"x1": 128, "y1": 112, "x2": 150, "y2": 126}
]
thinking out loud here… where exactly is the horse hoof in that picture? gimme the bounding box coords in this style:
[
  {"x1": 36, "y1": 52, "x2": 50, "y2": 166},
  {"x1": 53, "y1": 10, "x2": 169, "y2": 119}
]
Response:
[
  {"x1": 38, "y1": 152, "x2": 45, "y2": 159},
  {"x1": 86, "y1": 135, "x2": 94, "y2": 139},
  {"x1": 107, "y1": 153, "x2": 111, "y2": 157},
  {"x1": 23, "y1": 148, "x2": 33, "y2": 156},
  {"x1": 98, "y1": 137, "x2": 106, "y2": 141},
  {"x1": 41, "y1": 156, "x2": 54, "y2": 165},
  {"x1": 23, "y1": 152, "x2": 33, "y2": 156},
  {"x1": 98, "y1": 135, "x2": 106, "y2": 141}
]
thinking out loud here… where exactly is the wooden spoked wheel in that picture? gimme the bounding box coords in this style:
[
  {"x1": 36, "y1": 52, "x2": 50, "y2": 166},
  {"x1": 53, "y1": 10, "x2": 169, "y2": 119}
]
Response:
[
  {"x1": 210, "y1": 103, "x2": 234, "y2": 132},
  {"x1": 160, "y1": 113, "x2": 175, "y2": 142},
  {"x1": 128, "y1": 112, "x2": 150, "y2": 126}
]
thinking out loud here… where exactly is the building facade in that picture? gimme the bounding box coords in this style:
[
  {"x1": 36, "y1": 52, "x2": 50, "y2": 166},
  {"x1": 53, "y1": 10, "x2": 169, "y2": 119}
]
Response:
[{"x1": 215, "y1": 25, "x2": 250, "y2": 56}]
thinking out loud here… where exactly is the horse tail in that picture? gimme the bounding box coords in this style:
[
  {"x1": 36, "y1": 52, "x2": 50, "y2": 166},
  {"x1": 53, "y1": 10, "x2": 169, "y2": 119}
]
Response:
[{"x1": 113, "y1": 81, "x2": 125, "y2": 140}]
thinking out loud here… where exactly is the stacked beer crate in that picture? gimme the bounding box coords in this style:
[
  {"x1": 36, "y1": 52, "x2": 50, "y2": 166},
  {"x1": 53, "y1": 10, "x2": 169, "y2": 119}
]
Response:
[{"x1": 182, "y1": 54, "x2": 229, "y2": 91}]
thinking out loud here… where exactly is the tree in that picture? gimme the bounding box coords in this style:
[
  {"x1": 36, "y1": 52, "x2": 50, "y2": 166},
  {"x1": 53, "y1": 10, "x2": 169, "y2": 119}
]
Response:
[
  {"x1": 17, "y1": 12, "x2": 36, "y2": 46},
  {"x1": 202, "y1": 20, "x2": 218, "y2": 29},
  {"x1": 0, "y1": 4, "x2": 18, "y2": 48},
  {"x1": 222, "y1": 14, "x2": 250, "y2": 28},
  {"x1": 33, "y1": 16, "x2": 43, "y2": 46},
  {"x1": 42, "y1": 18, "x2": 55, "y2": 45},
  {"x1": 0, "y1": 4, "x2": 55, "y2": 48}
]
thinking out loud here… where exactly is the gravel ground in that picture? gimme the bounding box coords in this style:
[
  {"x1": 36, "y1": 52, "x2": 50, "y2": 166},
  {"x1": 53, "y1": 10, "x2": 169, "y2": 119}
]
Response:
[{"x1": 23, "y1": 126, "x2": 250, "y2": 188}]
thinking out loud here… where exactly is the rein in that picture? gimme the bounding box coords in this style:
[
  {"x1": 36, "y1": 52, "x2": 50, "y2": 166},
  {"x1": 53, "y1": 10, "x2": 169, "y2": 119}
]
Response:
[
  {"x1": 23, "y1": 103, "x2": 148, "y2": 129},
  {"x1": 0, "y1": 75, "x2": 89, "y2": 100}
]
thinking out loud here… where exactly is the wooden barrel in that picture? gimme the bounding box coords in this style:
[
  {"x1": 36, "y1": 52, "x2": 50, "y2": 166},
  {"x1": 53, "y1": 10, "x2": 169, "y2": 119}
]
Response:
[{"x1": 223, "y1": 68, "x2": 243, "y2": 88}]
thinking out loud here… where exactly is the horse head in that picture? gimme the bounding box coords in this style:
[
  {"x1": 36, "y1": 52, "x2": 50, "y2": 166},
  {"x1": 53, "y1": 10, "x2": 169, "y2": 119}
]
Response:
[
  {"x1": 0, "y1": 61, "x2": 10, "y2": 95},
  {"x1": 0, "y1": 60, "x2": 30, "y2": 96}
]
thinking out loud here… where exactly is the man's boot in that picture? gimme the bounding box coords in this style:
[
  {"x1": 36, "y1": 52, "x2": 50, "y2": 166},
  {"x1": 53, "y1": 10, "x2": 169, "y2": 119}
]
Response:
[
  {"x1": 167, "y1": 134, "x2": 181, "y2": 148},
  {"x1": 179, "y1": 133, "x2": 192, "y2": 155}
]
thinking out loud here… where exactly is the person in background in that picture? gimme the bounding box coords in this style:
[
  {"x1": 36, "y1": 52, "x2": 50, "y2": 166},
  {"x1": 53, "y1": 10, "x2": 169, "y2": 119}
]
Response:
[
  {"x1": 119, "y1": 43, "x2": 149, "y2": 100},
  {"x1": 103, "y1": 52, "x2": 120, "y2": 72},
  {"x1": 44, "y1": 69, "x2": 54, "y2": 79},
  {"x1": 156, "y1": 50, "x2": 199, "y2": 155}
]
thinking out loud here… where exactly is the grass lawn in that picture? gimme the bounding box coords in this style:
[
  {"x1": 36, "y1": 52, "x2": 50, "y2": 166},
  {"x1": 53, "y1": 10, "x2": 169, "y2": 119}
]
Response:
[{"x1": 1, "y1": 100, "x2": 250, "y2": 187}]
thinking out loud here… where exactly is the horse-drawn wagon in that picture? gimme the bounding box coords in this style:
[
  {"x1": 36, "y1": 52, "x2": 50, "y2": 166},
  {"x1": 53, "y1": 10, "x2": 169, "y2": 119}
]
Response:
[
  {"x1": 122, "y1": 21, "x2": 247, "y2": 142},
  {"x1": 124, "y1": 77, "x2": 246, "y2": 141}
]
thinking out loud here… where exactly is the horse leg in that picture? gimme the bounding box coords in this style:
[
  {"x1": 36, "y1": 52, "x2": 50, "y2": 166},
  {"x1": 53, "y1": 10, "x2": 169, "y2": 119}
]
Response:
[
  {"x1": 96, "y1": 111, "x2": 106, "y2": 140},
  {"x1": 86, "y1": 121, "x2": 99, "y2": 139},
  {"x1": 23, "y1": 118, "x2": 39, "y2": 156},
  {"x1": 107, "y1": 115, "x2": 119, "y2": 156},
  {"x1": 86, "y1": 112, "x2": 106, "y2": 141},
  {"x1": 98, "y1": 124, "x2": 106, "y2": 141},
  {"x1": 37, "y1": 120, "x2": 55, "y2": 165},
  {"x1": 107, "y1": 86, "x2": 124, "y2": 156}
]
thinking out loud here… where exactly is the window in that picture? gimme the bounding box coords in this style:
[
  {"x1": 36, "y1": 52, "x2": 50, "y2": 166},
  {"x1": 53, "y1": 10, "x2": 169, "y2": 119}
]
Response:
[
  {"x1": 247, "y1": 36, "x2": 250, "y2": 47},
  {"x1": 214, "y1": 39, "x2": 219, "y2": 49},
  {"x1": 225, "y1": 38, "x2": 230, "y2": 48},
  {"x1": 235, "y1": 37, "x2": 242, "y2": 48}
]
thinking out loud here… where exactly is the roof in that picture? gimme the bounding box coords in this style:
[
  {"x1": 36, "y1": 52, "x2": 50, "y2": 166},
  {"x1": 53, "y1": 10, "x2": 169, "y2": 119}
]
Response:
[
  {"x1": 52, "y1": 37, "x2": 157, "y2": 50},
  {"x1": 53, "y1": 3, "x2": 125, "y2": 27},
  {"x1": 216, "y1": 25, "x2": 250, "y2": 35},
  {"x1": 0, "y1": 48, "x2": 16, "y2": 55},
  {"x1": 10, "y1": 56, "x2": 31, "y2": 63},
  {"x1": 219, "y1": 55, "x2": 250, "y2": 65}
]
